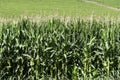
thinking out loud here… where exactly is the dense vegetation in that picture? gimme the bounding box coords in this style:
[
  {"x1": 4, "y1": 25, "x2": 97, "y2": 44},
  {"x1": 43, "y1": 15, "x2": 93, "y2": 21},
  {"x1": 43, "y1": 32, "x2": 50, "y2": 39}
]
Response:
[{"x1": 0, "y1": 19, "x2": 120, "y2": 80}]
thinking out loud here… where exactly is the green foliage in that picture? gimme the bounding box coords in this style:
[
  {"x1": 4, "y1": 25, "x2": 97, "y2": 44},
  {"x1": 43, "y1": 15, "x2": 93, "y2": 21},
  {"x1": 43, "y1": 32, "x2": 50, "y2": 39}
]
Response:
[{"x1": 0, "y1": 19, "x2": 120, "y2": 79}]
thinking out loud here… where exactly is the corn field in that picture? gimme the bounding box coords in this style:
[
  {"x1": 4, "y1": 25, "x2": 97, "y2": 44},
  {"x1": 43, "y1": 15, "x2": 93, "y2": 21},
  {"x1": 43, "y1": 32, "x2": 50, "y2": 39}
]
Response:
[{"x1": 0, "y1": 19, "x2": 120, "y2": 80}]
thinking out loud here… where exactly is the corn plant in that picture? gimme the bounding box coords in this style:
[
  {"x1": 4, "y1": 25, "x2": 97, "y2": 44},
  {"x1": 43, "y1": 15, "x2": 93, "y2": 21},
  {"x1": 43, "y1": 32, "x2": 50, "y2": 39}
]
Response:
[{"x1": 0, "y1": 18, "x2": 120, "y2": 80}]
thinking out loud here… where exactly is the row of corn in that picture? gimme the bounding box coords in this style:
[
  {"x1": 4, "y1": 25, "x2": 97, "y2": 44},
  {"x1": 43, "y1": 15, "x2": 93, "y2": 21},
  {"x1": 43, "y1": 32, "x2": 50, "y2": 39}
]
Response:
[{"x1": 0, "y1": 19, "x2": 120, "y2": 80}]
